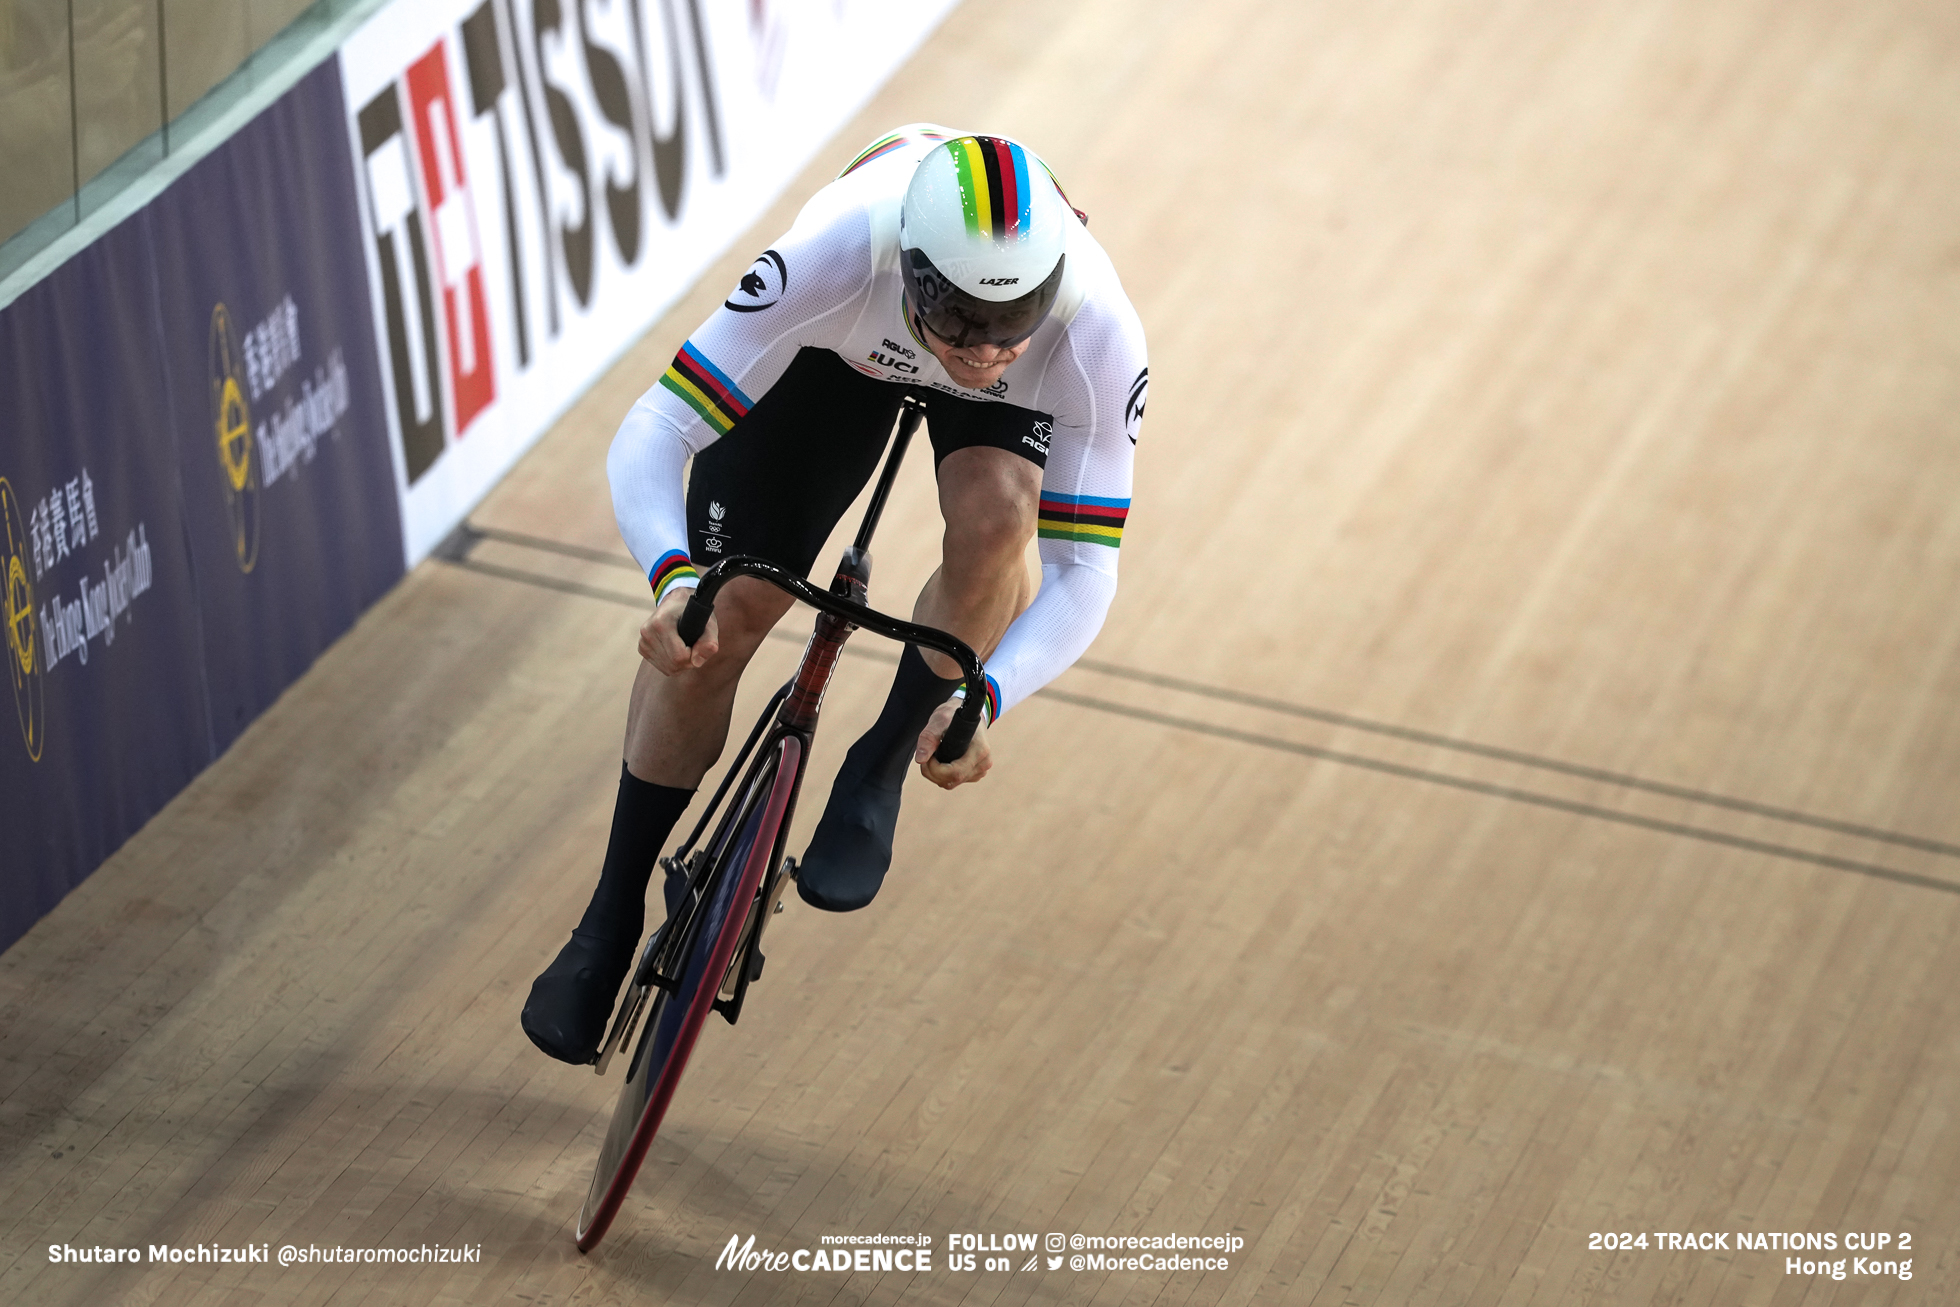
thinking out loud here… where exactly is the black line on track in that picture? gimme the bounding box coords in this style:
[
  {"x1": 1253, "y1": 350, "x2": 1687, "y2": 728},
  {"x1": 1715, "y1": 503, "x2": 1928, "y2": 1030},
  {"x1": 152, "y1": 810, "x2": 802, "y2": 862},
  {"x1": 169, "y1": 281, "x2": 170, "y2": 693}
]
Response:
[
  {"x1": 464, "y1": 522, "x2": 644, "y2": 570},
  {"x1": 1039, "y1": 691, "x2": 1959, "y2": 897},
  {"x1": 1070, "y1": 659, "x2": 1960, "y2": 862},
  {"x1": 437, "y1": 525, "x2": 1957, "y2": 893},
  {"x1": 440, "y1": 554, "x2": 901, "y2": 663}
]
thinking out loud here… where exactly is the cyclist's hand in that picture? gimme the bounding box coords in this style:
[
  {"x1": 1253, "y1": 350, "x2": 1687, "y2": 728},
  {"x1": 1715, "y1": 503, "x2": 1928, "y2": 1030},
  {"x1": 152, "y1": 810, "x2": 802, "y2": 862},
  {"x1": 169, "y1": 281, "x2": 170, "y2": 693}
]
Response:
[
  {"x1": 639, "y1": 587, "x2": 718, "y2": 673},
  {"x1": 916, "y1": 700, "x2": 991, "y2": 789}
]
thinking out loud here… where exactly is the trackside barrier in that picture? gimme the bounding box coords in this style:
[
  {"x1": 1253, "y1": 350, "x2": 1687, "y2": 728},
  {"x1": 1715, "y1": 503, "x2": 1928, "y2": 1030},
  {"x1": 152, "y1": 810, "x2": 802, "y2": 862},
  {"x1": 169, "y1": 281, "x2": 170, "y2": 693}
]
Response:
[{"x1": 0, "y1": 0, "x2": 960, "y2": 954}]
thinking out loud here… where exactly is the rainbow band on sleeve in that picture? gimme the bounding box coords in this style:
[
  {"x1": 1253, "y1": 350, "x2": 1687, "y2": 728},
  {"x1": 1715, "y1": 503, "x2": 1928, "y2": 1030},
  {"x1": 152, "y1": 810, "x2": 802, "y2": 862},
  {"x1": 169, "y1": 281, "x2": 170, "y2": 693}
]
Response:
[
  {"x1": 1037, "y1": 492, "x2": 1129, "y2": 547},
  {"x1": 946, "y1": 137, "x2": 1033, "y2": 242},
  {"x1": 659, "y1": 342, "x2": 753, "y2": 434},
  {"x1": 953, "y1": 673, "x2": 1004, "y2": 726},
  {"x1": 648, "y1": 550, "x2": 698, "y2": 605},
  {"x1": 839, "y1": 127, "x2": 947, "y2": 177}
]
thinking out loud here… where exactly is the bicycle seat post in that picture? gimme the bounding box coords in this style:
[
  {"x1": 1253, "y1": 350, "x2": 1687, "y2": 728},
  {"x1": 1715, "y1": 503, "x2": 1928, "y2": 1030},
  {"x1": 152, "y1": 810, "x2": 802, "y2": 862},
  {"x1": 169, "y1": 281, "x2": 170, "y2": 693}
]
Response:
[{"x1": 850, "y1": 394, "x2": 926, "y2": 556}]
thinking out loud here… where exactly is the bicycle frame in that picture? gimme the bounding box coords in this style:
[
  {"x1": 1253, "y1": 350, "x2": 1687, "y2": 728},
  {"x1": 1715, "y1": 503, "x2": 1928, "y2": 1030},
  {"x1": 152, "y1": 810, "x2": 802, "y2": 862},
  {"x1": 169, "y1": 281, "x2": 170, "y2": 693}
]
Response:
[
  {"x1": 576, "y1": 394, "x2": 993, "y2": 1253},
  {"x1": 657, "y1": 398, "x2": 987, "y2": 1021}
]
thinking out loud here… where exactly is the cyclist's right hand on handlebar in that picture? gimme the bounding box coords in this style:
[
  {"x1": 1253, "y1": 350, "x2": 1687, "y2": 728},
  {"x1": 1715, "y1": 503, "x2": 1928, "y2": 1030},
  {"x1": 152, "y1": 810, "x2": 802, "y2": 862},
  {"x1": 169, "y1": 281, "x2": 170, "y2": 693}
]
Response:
[{"x1": 639, "y1": 586, "x2": 718, "y2": 673}]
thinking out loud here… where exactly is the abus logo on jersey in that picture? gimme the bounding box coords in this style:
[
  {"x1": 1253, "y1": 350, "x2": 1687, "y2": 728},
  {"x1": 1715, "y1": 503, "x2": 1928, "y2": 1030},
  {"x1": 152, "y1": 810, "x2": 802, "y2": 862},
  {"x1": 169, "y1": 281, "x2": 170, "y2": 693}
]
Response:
[
  {"x1": 726, "y1": 250, "x2": 786, "y2": 312},
  {"x1": 344, "y1": 0, "x2": 728, "y2": 487}
]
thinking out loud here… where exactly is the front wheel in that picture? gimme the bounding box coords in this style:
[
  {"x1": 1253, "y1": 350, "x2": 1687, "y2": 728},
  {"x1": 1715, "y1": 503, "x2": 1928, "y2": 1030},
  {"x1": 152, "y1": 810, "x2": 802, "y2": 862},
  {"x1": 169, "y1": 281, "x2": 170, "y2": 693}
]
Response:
[{"x1": 574, "y1": 734, "x2": 803, "y2": 1252}]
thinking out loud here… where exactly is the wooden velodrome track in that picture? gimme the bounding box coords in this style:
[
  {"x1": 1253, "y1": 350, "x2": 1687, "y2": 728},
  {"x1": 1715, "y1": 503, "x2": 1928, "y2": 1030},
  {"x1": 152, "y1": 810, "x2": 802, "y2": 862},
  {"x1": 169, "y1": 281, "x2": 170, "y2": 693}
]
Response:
[{"x1": 5, "y1": 0, "x2": 1959, "y2": 1301}]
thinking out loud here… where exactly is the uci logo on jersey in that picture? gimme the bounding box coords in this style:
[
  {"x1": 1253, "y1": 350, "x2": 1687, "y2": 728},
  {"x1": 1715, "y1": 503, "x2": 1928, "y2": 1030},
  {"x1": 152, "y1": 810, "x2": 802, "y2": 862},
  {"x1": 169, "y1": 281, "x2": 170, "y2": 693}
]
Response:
[{"x1": 868, "y1": 350, "x2": 919, "y2": 374}]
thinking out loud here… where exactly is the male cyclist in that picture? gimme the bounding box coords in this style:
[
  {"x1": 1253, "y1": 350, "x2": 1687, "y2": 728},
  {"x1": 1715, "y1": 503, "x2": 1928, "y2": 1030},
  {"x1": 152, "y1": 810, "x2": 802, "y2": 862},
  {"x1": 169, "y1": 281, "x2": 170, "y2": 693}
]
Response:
[{"x1": 523, "y1": 125, "x2": 1148, "y2": 1064}]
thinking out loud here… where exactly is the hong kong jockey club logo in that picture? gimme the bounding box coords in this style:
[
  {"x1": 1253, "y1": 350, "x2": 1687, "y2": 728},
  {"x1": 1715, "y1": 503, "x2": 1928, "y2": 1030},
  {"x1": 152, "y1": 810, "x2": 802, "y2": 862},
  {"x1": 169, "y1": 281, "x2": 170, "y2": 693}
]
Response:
[
  {"x1": 209, "y1": 304, "x2": 261, "y2": 572},
  {"x1": 724, "y1": 249, "x2": 786, "y2": 312},
  {"x1": 1, "y1": 477, "x2": 45, "y2": 761}
]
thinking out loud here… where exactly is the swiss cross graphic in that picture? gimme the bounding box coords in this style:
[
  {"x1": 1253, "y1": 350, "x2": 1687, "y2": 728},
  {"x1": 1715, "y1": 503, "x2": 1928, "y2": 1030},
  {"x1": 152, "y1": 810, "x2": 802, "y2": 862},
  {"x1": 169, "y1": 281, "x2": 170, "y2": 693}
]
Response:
[{"x1": 405, "y1": 42, "x2": 495, "y2": 437}]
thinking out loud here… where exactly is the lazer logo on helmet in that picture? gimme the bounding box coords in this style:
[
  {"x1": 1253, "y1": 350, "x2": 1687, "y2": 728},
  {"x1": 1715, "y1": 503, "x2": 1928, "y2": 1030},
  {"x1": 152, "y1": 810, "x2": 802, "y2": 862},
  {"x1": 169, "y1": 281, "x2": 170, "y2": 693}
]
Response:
[{"x1": 977, "y1": 277, "x2": 1019, "y2": 286}]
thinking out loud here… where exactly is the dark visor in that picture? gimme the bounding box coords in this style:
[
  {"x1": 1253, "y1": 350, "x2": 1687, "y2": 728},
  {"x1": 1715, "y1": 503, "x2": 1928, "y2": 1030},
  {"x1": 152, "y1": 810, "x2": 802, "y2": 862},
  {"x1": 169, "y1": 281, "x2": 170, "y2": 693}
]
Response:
[{"x1": 901, "y1": 247, "x2": 1065, "y2": 348}]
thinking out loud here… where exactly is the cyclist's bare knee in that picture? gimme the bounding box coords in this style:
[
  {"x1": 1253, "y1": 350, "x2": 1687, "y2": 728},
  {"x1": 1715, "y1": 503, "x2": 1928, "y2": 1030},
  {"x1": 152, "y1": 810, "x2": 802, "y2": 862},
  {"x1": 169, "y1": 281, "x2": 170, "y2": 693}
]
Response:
[
  {"x1": 936, "y1": 447, "x2": 1038, "y2": 584},
  {"x1": 705, "y1": 576, "x2": 796, "y2": 661},
  {"x1": 624, "y1": 577, "x2": 793, "y2": 783}
]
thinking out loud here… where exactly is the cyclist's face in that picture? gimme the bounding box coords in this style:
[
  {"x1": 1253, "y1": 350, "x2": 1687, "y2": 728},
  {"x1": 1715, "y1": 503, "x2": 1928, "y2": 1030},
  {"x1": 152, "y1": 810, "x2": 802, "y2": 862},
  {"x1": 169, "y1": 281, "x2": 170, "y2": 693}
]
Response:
[{"x1": 919, "y1": 324, "x2": 1031, "y2": 391}]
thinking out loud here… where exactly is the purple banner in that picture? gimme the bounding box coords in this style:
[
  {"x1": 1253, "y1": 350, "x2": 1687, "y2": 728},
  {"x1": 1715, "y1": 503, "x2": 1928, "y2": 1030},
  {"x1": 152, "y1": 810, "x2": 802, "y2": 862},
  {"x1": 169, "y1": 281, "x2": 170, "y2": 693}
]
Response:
[{"x1": 0, "y1": 59, "x2": 403, "y2": 954}]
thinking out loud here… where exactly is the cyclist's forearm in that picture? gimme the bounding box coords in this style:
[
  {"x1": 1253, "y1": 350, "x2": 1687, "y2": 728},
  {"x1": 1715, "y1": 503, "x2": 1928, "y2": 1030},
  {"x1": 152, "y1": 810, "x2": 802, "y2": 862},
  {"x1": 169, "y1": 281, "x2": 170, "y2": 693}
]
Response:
[
  {"x1": 984, "y1": 561, "x2": 1117, "y2": 720},
  {"x1": 608, "y1": 396, "x2": 698, "y2": 601}
]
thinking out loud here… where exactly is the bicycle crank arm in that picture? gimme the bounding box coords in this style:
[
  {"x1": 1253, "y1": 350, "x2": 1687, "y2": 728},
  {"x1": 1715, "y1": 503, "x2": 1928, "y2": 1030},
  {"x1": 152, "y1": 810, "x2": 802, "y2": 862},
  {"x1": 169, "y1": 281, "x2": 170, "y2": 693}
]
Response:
[
  {"x1": 594, "y1": 925, "x2": 666, "y2": 1076},
  {"x1": 713, "y1": 857, "x2": 797, "y2": 1024}
]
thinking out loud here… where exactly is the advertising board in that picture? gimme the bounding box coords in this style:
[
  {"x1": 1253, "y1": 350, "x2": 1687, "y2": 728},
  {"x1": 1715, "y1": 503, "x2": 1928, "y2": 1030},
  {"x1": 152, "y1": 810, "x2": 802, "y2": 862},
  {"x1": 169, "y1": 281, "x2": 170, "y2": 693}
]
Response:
[{"x1": 338, "y1": 0, "x2": 958, "y2": 564}]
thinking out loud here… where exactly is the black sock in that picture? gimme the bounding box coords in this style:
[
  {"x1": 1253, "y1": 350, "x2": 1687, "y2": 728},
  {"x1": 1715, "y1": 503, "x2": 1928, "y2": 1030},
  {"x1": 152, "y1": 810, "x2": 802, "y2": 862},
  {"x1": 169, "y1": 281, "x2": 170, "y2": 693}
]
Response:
[
  {"x1": 574, "y1": 764, "x2": 694, "y2": 945},
  {"x1": 839, "y1": 644, "x2": 965, "y2": 791}
]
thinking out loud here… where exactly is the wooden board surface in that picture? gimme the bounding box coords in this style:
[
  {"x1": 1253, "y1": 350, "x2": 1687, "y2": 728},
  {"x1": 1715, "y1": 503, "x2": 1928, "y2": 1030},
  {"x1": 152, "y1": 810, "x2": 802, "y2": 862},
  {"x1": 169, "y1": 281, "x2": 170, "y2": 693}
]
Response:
[{"x1": 4, "y1": 0, "x2": 1958, "y2": 1302}]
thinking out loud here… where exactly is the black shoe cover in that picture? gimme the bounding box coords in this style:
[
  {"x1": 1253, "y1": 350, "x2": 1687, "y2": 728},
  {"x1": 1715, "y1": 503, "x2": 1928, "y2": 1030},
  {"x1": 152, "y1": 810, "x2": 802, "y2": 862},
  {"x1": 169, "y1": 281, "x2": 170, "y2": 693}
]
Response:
[
  {"x1": 520, "y1": 930, "x2": 636, "y2": 1063},
  {"x1": 796, "y1": 768, "x2": 904, "y2": 912}
]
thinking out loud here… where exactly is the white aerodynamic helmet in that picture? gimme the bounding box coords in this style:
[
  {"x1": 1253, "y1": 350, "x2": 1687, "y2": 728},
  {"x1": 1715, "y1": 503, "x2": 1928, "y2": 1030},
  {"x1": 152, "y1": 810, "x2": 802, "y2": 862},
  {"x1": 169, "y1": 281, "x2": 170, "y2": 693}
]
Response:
[{"x1": 899, "y1": 135, "x2": 1076, "y2": 347}]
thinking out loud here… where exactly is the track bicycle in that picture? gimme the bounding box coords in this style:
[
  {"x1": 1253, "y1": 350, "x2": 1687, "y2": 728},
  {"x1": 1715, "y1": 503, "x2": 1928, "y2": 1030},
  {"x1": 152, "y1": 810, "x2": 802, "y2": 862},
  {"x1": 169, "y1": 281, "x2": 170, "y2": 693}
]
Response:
[{"x1": 574, "y1": 396, "x2": 987, "y2": 1252}]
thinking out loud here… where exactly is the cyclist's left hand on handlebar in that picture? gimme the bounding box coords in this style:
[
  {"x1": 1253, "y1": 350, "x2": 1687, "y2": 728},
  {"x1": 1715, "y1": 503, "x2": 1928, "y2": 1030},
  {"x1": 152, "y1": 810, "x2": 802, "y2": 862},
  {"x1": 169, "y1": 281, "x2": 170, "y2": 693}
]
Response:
[
  {"x1": 916, "y1": 700, "x2": 991, "y2": 789},
  {"x1": 639, "y1": 586, "x2": 718, "y2": 673}
]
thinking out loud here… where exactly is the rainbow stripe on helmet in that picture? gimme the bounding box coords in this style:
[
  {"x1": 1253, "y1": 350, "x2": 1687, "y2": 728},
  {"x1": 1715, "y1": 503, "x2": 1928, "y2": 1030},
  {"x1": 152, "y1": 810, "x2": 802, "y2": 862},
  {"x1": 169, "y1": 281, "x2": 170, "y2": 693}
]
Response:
[{"x1": 946, "y1": 137, "x2": 1035, "y2": 243}]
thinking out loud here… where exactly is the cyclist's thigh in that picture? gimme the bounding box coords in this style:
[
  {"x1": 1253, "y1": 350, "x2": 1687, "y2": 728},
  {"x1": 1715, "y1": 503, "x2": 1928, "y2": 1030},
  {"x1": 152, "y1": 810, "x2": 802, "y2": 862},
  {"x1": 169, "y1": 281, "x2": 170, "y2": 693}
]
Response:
[{"x1": 686, "y1": 347, "x2": 907, "y2": 578}]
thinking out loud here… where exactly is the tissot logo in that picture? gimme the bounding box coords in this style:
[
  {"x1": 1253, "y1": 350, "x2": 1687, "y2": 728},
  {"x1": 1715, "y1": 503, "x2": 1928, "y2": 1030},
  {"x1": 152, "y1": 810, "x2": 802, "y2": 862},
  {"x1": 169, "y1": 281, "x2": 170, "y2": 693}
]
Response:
[
  {"x1": 726, "y1": 249, "x2": 786, "y2": 312},
  {"x1": 349, "y1": 0, "x2": 729, "y2": 486}
]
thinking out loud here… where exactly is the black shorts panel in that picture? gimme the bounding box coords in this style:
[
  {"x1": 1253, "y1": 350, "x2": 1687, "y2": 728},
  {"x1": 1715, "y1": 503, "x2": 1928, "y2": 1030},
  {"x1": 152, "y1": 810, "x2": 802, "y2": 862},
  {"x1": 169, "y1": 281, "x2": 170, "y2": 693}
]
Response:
[
  {"x1": 686, "y1": 348, "x2": 1055, "y2": 579},
  {"x1": 687, "y1": 348, "x2": 903, "y2": 578},
  {"x1": 921, "y1": 384, "x2": 1054, "y2": 471}
]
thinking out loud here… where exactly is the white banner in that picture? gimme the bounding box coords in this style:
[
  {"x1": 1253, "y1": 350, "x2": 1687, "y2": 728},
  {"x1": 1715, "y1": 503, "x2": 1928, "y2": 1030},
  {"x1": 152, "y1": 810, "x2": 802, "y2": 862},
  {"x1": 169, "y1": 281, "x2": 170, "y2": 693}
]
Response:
[{"x1": 338, "y1": 0, "x2": 959, "y2": 564}]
